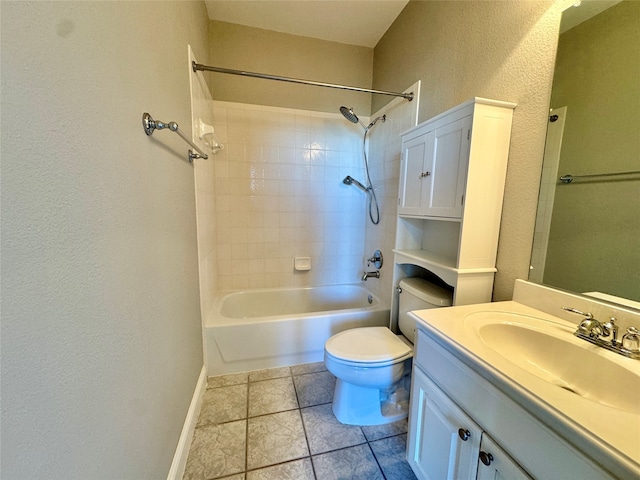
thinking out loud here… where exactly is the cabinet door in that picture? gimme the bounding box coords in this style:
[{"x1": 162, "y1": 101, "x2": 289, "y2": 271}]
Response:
[
  {"x1": 477, "y1": 433, "x2": 533, "y2": 480},
  {"x1": 423, "y1": 116, "x2": 471, "y2": 218},
  {"x1": 407, "y1": 367, "x2": 481, "y2": 480},
  {"x1": 399, "y1": 131, "x2": 435, "y2": 216}
]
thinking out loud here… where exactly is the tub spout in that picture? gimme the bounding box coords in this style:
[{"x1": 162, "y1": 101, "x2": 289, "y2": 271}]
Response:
[{"x1": 362, "y1": 270, "x2": 380, "y2": 281}]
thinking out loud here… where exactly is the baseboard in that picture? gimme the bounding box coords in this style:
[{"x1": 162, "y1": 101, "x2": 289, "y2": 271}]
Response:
[{"x1": 167, "y1": 365, "x2": 207, "y2": 480}]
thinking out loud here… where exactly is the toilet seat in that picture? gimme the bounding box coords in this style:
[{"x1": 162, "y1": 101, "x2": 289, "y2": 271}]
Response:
[{"x1": 325, "y1": 327, "x2": 413, "y2": 365}]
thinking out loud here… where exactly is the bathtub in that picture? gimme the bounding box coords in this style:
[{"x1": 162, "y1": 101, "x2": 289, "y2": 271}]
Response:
[{"x1": 205, "y1": 284, "x2": 390, "y2": 375}]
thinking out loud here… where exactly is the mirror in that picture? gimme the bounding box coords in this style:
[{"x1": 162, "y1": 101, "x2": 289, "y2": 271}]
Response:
[{"x1": 529, "y1": 0, "x2": 640, "y2": 307}]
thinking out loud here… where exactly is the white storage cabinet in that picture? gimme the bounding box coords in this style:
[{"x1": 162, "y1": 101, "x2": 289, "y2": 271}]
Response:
[{"x1": 393, "y1": 98, "x2": 516, "y2": 307}]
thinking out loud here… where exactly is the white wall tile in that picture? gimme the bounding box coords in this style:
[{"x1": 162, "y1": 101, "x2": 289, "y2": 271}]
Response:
[{"x1": 209, "y1": 101, "x2": 370, "y2": 289}]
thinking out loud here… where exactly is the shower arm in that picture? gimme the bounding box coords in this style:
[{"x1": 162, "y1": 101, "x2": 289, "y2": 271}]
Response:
[{"x1": 192, "y1": 62, "x2": 414, "y2": 101}]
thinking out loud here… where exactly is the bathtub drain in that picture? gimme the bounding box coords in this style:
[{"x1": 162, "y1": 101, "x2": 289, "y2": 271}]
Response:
[{"x1": 368, "y1": 295, "x2": 373, "y2": 304}]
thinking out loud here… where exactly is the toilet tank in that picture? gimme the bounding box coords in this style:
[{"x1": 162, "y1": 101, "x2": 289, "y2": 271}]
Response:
[{"x1": 398, "y1": 278, "x2": 453, "y2": 343}]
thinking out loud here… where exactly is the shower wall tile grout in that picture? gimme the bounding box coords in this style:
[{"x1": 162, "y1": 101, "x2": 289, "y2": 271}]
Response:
[{"x1": 211, "y1": 101, "x2": 370, "y2": 291}]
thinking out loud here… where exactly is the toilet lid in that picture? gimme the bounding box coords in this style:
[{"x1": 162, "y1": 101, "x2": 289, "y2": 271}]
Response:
[{"x1": 325, "y1": 327, "x2": 412, "y2": 363}]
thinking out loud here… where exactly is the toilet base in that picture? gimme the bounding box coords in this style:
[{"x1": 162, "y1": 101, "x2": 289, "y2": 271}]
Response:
[{"x1": 331, "y1": 378, "x2": 410, "y2": 426}]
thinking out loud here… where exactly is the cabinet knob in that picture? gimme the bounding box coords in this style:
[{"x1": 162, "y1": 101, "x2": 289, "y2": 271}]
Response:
[
  {"x1": 419, "y1": 171, "x2": 431, "y2": 178},
  {"x1": 479, "y1": 451, "x2": 494, "y2": 466},
  {"x1": 457, "y1": 428, "x2": 471, "y2": 441}
]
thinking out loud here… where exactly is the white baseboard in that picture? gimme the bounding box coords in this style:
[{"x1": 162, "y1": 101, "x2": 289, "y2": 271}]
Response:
[{"x1": 167, "y1": 365, "x2": 207, "y2": 480}]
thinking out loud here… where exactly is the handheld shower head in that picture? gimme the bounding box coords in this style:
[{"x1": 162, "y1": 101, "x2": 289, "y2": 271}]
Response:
[
  {"x1": 343, "y1": 175, "x2": 368, "y2": 193},
  {"x1": 366, "y1": 115, "x2": 386, "y2": 131}
]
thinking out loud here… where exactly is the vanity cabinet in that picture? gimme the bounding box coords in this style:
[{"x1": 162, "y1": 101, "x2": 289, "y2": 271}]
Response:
[
  {"x1": 407, "y1": 328, "x2": 613, "y2": 480},
  {"x1": 408, "y1": 366, "x2": 530, "y2": 480},
  {"x1": 393, "y1": 98, "x2": 516, "y2": 307}
]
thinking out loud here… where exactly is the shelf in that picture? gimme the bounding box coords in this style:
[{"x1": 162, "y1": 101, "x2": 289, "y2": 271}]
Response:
[
  {"x1": 398, "y1": 214, "x2": 462, "y2": 223},
  {"x1": 393, "y1": 249, "x2": 497, "y2": 286}
]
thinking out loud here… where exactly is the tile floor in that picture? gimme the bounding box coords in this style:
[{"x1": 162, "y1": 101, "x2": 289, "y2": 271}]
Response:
[{"x1": 183, "y1": 362, "x2": 417, "y2": 480}]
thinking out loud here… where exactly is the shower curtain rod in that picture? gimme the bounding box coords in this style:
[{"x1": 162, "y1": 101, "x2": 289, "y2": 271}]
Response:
[{"x1": 192, "y1": 62, "x2": 414, "y2": 101}]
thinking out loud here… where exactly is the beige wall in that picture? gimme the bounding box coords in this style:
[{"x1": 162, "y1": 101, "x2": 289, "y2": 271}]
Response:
[
  {"x1": 372, "y1": 0, "x2": 562, "y2": 300},
  {"x1": 209, "y1": 21, "x2": 374, "y2": 115},
  {"x1": 544, "y1": 0, "x2": 640, "y2": 300},
  {"x1": 1, "y1": 1, "x2": 209, "y2": 478}
]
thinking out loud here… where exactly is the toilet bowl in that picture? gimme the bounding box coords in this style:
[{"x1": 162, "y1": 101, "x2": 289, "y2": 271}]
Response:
[{"x1": 324, "y1": 277, "x2": 453, "y2": 425}]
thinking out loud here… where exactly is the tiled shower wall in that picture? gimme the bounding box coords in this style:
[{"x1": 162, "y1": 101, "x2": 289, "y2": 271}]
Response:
[{"x1": 211, "y1": 101, "x2": 370, "y2": 291}]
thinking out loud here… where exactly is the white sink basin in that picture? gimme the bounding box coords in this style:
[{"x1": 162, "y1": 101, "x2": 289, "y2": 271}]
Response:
[
  {"x1": 412, "y1": 300, "x2": 640, "y2": 478},
  {"x1": 465, "y1": 311, "x2": 639, "y2": 413}
]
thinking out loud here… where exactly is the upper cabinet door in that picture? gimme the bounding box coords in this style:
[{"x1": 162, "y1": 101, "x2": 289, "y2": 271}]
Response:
[
  {"x1": 425, "y1": 116, "x2": 471, "y2": 218},
  {"x1": 398, "y1": 116, "x2": 471, "y2": 219},
  {"x1": 399, "y1": 130, "x2": 435, "y2": 216}
]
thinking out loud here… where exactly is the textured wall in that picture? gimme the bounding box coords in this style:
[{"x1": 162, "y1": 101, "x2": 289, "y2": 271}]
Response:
[
  {"x1": 372, "y1": 0, "x2": 562, "y2": 300},
  {"x1": 209, "y1": 21, "x2": 374, "y2": 115},
  {"x1": 1, "y1": 1, "x2": 208, "y2": 478},
  {"x1": 544, "y1": 0, "x2": 640, "y2": 300}
]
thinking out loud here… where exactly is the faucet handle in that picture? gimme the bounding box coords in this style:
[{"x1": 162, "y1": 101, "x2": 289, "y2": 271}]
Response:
[
  {"x1": 562, "y1": 307, "x2": 593, "y2": 319},
  {"x1": 622, "y1": 327, "x2": 640, "y2": 352},
  {"x1": 367, "y1": 250, "x2": 383, "y2": 269}
]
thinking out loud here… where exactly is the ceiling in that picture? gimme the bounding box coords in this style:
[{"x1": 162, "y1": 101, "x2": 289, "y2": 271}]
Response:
[{"x1": 204, "y1": 1, "x2": 410, "y2": 48}]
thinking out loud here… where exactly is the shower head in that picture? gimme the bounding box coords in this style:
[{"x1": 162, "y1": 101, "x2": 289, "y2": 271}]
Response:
[
  {"x1": 343, "y1": 175, "x2": 369, "y2": 193},
  {"x1": 340, "y1": 106, "x2": 360, "y2": 124},
  {"x1": 339, "y1": 106, "x2": 386, "y2": 132}
]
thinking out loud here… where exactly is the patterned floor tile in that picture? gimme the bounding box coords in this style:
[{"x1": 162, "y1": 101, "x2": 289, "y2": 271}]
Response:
[
  {"x1": 183, "y1": 420, "x2": 246, "y2": 480},
  {"x1": 293, "y1": 371, "x2": 335, "y2": 408},
  {"x1": 301, "y1": 404, "x2": 366, "y2": 455},
  {"x1": 187, "y1": 363, "x2": 420, "y2": 480},
  {"x1": 369, "y1": 434, "x2": 417, "y2": 480},
  {"x1": 248, "y1": 377, "x2": 299, "y2": 417},
  {"x1": 246, "y1": 458, "x2": 315, "y2": 480},
  {"x1": 198, "y1": 384, "x2": 248, "y2": 427},
  {"x1": 312, "y1": 444, "x2": 384, "y2": 480},
  {"x1": 247, "y1": 410, "x2": 309, "y2": 470},
  {"x1": 291, "y1": 361, "x2": 327, "y2": 376},
  {"x1": 248, "y1": 366, "x2": 291, "y2": 382},
  {"x1": 207, "y1": 372, "x2": 249, "y2": 389},
  {"x1": 361, "y1": 418, "x2": 408, "y2": 441}
]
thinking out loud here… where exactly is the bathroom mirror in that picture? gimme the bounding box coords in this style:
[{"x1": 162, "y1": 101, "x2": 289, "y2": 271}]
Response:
[{"x1": 529, "y1": 0, "x2": 639, "y2": 307}]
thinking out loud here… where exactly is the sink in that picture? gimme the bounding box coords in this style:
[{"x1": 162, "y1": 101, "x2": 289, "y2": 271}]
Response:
[{"x1": 465, "y1": 312, "x2": 640, "y2": 413}]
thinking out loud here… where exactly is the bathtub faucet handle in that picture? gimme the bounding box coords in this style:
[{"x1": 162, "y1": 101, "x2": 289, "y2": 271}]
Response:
[{"x1": 367, "y1": 250, "x2": 383, "y2": 269}]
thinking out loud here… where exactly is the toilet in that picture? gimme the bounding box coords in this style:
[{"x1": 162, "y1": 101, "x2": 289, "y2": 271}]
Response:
[{"x1": 324, "y1": 278, "x2": 453, "y2": 425}]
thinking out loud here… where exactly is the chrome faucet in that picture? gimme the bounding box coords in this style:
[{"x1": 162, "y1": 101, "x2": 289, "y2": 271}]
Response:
[
  {"x1": 362, "y1": 270, "x2": 380, "y2": 281},
  {"x1": 563, "y1": 307, "x2": 639, "y2": 359}
]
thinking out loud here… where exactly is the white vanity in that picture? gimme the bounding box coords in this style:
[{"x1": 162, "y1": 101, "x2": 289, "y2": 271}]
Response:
[{"x1": 406, "y1": 280, "x2": 640, "y2": 480}]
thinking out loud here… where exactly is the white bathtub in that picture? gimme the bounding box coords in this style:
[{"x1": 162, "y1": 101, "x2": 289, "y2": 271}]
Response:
[{"x1": 205, "y1": 284, "x2": 390, "y2": 375}]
